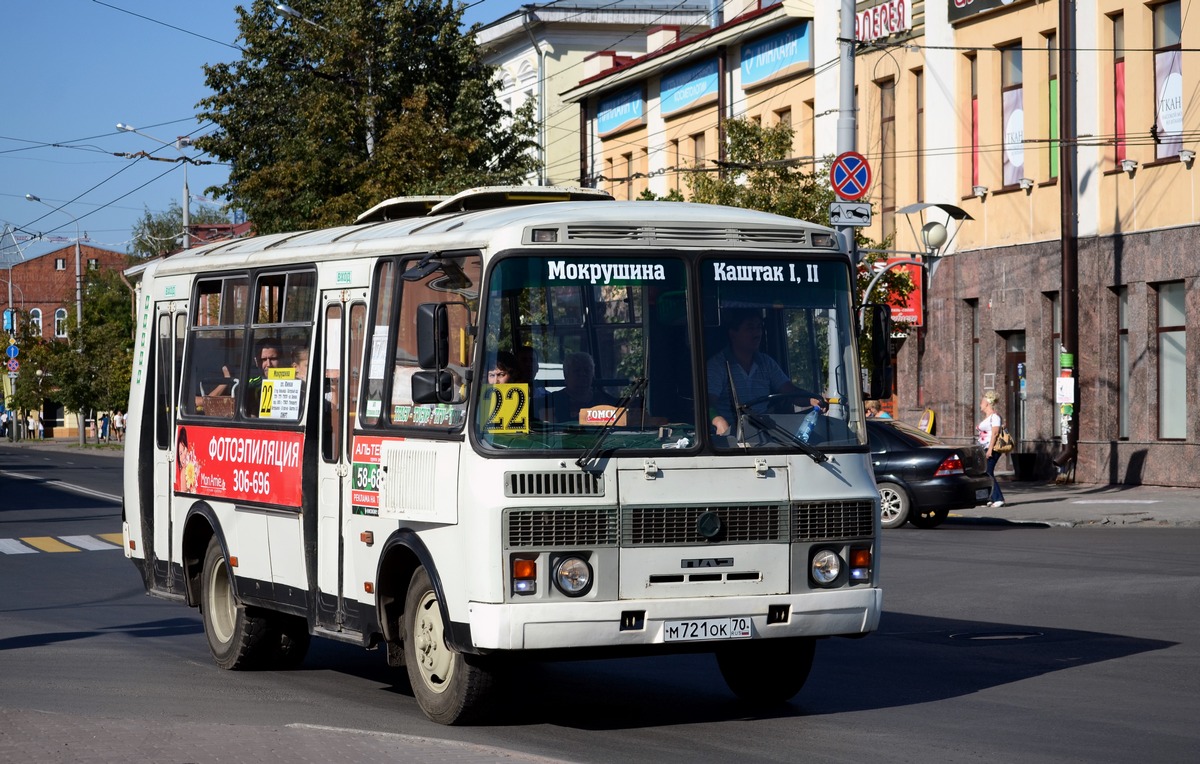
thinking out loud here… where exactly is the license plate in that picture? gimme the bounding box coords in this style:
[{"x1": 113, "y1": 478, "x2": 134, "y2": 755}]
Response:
[
  {"x1": 663, "y1": 617, "x2": 752, "y2": 642},
  {"x1": 975, "y1": 488, "x2": 990, "y2": 501}
]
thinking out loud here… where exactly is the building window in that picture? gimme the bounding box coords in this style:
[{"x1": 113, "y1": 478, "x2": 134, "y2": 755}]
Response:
[
  {"x1": 606, "y1": 157, "x2": 615, "y2": 196},
  {"x1": 1156, "y1": 282, "x2": 1186, "y2": 439},
  {"x1": 1154, "y1": 1, "x2": 1182, "y2": 160},
  {"x1": 775, "y1": 107, "x2": 791, "y2": 129},
  {"x1": 1045, "y1": 31, "x2": 1059, "y2": 179},
  {"x1": 967, "y1": 299, "x2": 980, "y2": 410},
  {"x1": 55, "y1": 258, "x2": 66, "y2": 271},
  {"x1": 54, "y1": 308, "x2": 68, "y2": 338},
  {"x1": 879, "y1": 79, "x2": 895, "y2": 241},
  {"x1": 914, "y1": 69, "x2": 924, "y2": 202},
  {"x1": 692, "y1": 131, "x2": 706, "y2": 168},
  {"x1": 803, "y1": 99, "x2": 816, "y2": 163},
  {"x1": 1112, "y1": 13, "x2": 1126, "y2": 163},
  {"x1": 967, "y1": 55, "x2": 979, "y2": 188},
  {"x1": 670, "y1": 139, "x2": 680, "y2": 190},
  {"x1": 1048, "y1": 292, "x2": 1061, "y2": 437},
  {"x1": 1117, "y1": 286, "x2": 1129, "y2": 439},
  {"x1": 1000, "y1": 43, "x2": 1024, "y2": 187},
  {"x1": 622, "y1": 152, "x2": 633, "y2": 201},
  {"x1": 88, "y1": 258, "x2": 99, "y2": 270},
  {"x1": 30, "y1": 308, "x2": 42, "y2": 336}
]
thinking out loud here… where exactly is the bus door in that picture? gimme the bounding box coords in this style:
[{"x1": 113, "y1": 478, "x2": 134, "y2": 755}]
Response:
[
  {"x1": 314, "y1": 296, "x2": 366, "y2": 630},
  {"x1": 152, "y1": 304, "x2": 187, "y2": 592}
]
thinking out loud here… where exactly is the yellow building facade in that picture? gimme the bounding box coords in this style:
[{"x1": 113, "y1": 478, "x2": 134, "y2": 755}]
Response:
[{"x1": 566, "y1": 0, "x2": 1200, "y2": 487}]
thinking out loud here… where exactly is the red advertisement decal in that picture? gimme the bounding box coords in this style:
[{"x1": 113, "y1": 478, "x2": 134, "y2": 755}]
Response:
[{"x1": 175, "y1": 424, "x2": 305, "y2": 508}]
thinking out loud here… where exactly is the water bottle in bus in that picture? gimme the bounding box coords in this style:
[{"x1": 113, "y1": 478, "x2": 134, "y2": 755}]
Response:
[{"x1": 798, "y1": 408, "x2": 820, "y2": 443}]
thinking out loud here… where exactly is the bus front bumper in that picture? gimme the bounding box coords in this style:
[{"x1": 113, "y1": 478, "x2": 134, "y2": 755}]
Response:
[{"x1": 466, "y1": 587, "x2": 881, "y2": 651}]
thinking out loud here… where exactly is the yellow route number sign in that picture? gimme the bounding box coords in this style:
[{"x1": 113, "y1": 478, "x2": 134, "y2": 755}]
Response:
[{"x1": 482, "y1": 384, "x2": 530, "y2": 434}]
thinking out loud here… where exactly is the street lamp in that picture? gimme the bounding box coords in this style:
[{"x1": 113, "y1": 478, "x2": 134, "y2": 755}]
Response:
[
  {"x1": 117, "y1": 123, "x2": 194, "y2": 249},
  {"x1": 24, "y1": 194, "x2": 86, "y2": 445}
]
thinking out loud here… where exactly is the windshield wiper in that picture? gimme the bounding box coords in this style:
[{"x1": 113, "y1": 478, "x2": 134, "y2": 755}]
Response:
[
  {"x1": 734, "y1": 405, "x2": 828, "y2": 463},
  {"x1": 575, "y1": 376, "x2": 649, "y2": 470}
]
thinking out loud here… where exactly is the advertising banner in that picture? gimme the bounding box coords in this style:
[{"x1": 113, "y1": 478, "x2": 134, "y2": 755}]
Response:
[
  {"x1": 1002, "y1": 87, "x2": 1025, "y2": 187},
  {"x1": 661, "y1": 58, "x2": 719, "y2": 116},
  {"x1": 350, "y1": 434, "x2": 388, "y2": 516},
  {"x1": 175, "y1": 425, "x2": 305, "y2": 508},
  {"x1": 1155, "y1": 50, "x2": 1183, "y2": 159},
  {"x1": 597, "y1": 86, "x2": 645, "y2": 136},
  {"x1": 741, "y1": 23, "x2": 811, "y2": 88},
  {"x1": 856, "y1": 0, "x2": 912, "y2": 42},
  {"x1": 948, "y1": 0, "x2": 1030, "y2": 24}
]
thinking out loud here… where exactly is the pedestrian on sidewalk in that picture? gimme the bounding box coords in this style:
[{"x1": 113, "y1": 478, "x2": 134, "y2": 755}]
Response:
[
  {"x1": 979, "y1": 391, "x2": 1006, "y2": 507},
  {"x1": 113, "y1": 410, "x2": 125, "y2": 443},
  {"x1": 100, "y1": 412, "x2": 110, "y2": 443}
]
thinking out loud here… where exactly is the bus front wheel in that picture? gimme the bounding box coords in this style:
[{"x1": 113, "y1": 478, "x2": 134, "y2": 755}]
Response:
[
  {"x1": 201, "y1": 536, "x2": 270, "y2": 670},
  {"x1": 716, "y1": 636, "x2": 816, "y2": 705},
  {"x1": 402, "y1": 566, "x2": 494, "y2": 724}
]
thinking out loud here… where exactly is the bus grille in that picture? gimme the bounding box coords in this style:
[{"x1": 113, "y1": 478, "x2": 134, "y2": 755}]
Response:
[
  {"x1": 565, "y1": 224, "x2": 808, "y2": 246},
  {"x1": 621, "y1": 505, "x2": 787, "y2": 545},
  {"x1": 506, "y1": 508, "x2": 618, "y2": 547},
  {"x1": 791, "y1": 500, "x2": 875, "y2": 541},
  {"x1": 504, "y1": 471, "x2": 604, "y2": 497}
]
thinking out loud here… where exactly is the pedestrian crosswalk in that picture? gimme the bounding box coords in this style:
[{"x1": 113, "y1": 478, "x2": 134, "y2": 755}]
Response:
[{"x1": 0, "y1": 533, "x2": 124, "y2": 555}]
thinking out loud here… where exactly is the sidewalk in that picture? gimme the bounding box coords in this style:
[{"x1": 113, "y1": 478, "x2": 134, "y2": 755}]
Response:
[{"x1": 951, "y1": 476, "x2": 1200, "y2": 528}]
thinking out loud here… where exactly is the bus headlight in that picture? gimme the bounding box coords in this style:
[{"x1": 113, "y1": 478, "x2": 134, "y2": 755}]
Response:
[
  {"x1": 811, "y1": 549, "x2": 842, "y2": 586},
  {"x1": 552, "y1": 555, "x2": 593, "y2": 597}
]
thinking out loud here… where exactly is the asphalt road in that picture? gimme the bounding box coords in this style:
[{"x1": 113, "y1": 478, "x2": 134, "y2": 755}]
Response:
[{"x1": 2, "y1": 443, "x2": 1198, "y2": 762}]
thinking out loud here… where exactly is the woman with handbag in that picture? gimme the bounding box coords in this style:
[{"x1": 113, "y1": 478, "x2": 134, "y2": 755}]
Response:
[{"x1": 979, "y1": 391, "x2": 1006, "y2": 507}]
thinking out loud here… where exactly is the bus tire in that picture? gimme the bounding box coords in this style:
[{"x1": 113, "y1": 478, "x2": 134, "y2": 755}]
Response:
[
  {"x1": 201, "y1": 536, "x2": 270, "y2": 670},
  {"x1": 716, "y1": 636, "x2": 816, "y2": 705},
  {"x1": 878, "y1": 482, "x2": 910, "y2": 529},
  {"x1": 403, "y1": 566, "x2": 493, "y2": 724}
]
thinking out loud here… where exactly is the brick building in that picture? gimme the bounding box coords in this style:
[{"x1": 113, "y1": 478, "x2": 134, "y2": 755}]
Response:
[{"x1": 2, "y1": 242, "x2": 131, "y2": 437}]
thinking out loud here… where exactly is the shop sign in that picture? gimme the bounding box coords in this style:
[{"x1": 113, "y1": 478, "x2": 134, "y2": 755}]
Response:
[
  {"x1": 597, "y1": 85, "x2": 645, "y2": 136},
  {"x1": 856, "y1": 0, "x2": 912, "y2": 42},
  {"x1": 948, "y1": 0, "x2": 1030, "y2": 24},
  {"x1": 661, "y1": 58, "x2": 719, "y2": 116},
  {"x1": 741, "y1": 23, "x2": 811, "y2": 88}
]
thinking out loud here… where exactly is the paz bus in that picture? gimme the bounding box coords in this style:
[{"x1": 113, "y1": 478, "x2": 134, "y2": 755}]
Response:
[{"x1": 122, "y1": 186, "x2": 890, "y2": 724}]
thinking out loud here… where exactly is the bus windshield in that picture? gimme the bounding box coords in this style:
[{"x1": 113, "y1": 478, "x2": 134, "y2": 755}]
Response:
[{"x1": 474, "y1": 252, "x2": 865, "y2": 453}]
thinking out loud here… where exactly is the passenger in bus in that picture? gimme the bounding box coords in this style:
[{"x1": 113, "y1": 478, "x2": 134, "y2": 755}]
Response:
[
  {"x1": 246, "y1": 339, "x2": 283, "y2": 415},
  {"x1": 547, "y1": 352, "x2": 616, "y2": 423},
  {"x1": 486, "y1": 351, "x2": 518, "y2": 384},
  {"x1": 293, "y1": 346, "x2": 309, "y2": 382},
  {"x1": 707, "y1": 310, "x2": 826, "y2": 436}
]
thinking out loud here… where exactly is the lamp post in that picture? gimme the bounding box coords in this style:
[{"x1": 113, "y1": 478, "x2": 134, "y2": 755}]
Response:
[
  {"x1": 116, "y1": 123, "x2": 193, "y2": 249},
  {"x1": 24, "y1": 194, "x2": 86, "y2": 445}
]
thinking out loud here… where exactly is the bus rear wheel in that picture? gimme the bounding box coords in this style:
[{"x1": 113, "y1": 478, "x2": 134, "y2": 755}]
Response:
[
  {"x1": 716, "y1": 636, "x2": 816, "y2": 705},
  {"x1": 201, "y1": 537, "x2": 270, "y2": 670},
  {"x1": 403, "y1": 566, "x2": 494, "y2": 724}
]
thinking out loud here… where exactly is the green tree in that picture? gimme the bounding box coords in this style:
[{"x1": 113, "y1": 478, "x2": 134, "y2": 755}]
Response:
[
  {"x1": 197, "y1": 0, "x2": 538, "y2": 233},
  {"x1": 131, "y1": 202, "x2": 230, "y2": 259}
]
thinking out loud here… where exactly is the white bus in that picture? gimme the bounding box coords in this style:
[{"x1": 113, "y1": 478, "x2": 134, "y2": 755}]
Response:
[{"x1": 123, "y1": 187, "x2": 891, "y2": 724}]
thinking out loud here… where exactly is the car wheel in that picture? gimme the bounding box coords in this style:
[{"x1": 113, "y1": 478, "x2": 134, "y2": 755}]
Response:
[
  {"x1": 910, "y1": 507, "x2": 949, "y2": 529},
  {"x1": 878, "y1": 482, "x2": 910, "y2": 529}
]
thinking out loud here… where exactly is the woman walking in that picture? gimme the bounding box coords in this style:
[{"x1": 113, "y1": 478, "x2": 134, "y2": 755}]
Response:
[{"x1": 979, "y1": 391, "x2": 1005, "y2": 507}]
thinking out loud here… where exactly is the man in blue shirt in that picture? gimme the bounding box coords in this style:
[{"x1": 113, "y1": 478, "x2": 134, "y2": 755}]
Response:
[{"x1": 707, "y1": 310, "x2": 824, "y2": 436}]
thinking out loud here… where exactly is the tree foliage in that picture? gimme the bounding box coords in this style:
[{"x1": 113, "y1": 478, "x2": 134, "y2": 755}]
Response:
[
  {"x1": 197, "y1": 0, "x2": 539, "y2": 234},
  {"x1": 131, "y1": 201, "x2": 230, "y2": 259}
]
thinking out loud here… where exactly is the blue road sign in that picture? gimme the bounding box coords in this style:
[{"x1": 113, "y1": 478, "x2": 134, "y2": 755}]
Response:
[{"x1": 4, "y1": 344, "x2": 17, "y2": 360}]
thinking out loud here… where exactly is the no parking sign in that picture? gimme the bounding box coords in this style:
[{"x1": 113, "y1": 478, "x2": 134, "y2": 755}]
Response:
[{"x1": 830, "y1": 151, "x2": 872, "y2": 201}]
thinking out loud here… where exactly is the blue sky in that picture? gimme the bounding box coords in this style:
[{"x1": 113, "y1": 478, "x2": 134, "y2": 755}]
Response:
[{"x1": 0, "y1": 0, "x2": 524, "y2": 263}]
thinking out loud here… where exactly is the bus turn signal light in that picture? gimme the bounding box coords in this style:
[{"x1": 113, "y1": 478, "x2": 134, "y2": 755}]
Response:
[{"x1": 512, "y1": 558, "x2": 537, "y2": 595}]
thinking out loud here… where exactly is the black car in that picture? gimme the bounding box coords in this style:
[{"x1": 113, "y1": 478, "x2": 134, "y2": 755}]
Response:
[{"x1": 867, "y1": 419, "x2": 992, "y2": 529}]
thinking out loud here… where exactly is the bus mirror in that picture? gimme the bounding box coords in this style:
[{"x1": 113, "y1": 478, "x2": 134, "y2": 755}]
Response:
[
  {"x1": 862, "y1": 303, "x2": 892, "y2": 400},
  {"x1": 417, "y1": 303, "x2": 449, "y2": 370},
  {"x1": 412, "y1": 370, "x2": 456, "y2": 404}
]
